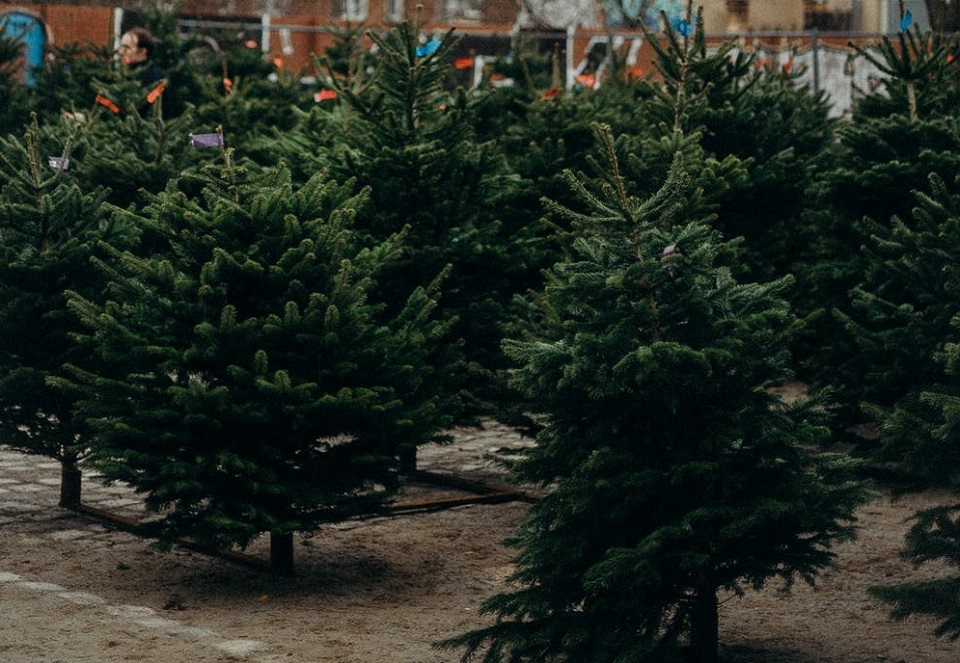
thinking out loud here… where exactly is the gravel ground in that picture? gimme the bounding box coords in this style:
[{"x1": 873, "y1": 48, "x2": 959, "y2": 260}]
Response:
[{"x1": 2, "y1": 420, "x2": 959, "y2": 663}]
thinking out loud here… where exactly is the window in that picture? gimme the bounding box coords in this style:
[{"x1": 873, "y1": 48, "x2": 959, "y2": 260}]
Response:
[
  {"x1": 341, "y1": 0, "x2": 369, "y2": 21},
  {"x1": 385, "y1": 0, "x2": 404, "y2": 22},
  {"x1": 440, "y1": 0, "x2": 484, "y2": 22}
]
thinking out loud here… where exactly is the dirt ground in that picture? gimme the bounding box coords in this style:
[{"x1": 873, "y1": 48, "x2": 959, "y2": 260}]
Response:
[{"x1": 2, "y1": 419, "x2": 959, "y2": 663}]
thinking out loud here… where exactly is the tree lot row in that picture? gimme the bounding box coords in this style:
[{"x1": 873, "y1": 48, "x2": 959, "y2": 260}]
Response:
[{"x1": 2, "y1": 4, "x2": 960, "y2": 661}]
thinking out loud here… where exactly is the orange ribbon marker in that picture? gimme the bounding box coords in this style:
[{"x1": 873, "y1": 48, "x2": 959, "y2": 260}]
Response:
[
  {"x1": 576, "y1": 73, "x2": 595, "y2": 88},
  {"x1": 95, "y1": 94, "x2": 120, "y2": 114},
  {"x1": 146, "y1": 81, "x2": 166, "y2": 105}
]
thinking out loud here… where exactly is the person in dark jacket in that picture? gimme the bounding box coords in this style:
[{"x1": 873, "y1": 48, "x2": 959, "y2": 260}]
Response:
[{"x1": 118, "y1": 26, "x2": 169, "y2": 115}]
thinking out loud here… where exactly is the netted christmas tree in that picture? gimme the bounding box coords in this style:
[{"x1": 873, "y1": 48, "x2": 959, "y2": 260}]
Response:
[
  {"x1": 439, "y1": 125, "x2": 866, "y2": 663},
  {"x1": 0, "y1": 114, "x2": 135, "y2": 506},
  {"x1": 58, "y1": 147, "x2": 458, "y2": 573}
]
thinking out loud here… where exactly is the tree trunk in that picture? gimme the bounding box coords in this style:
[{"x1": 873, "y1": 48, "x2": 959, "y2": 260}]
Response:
[
  {"x1": 689, "y1": 586, "x2": 719, "y2": 663},
  {"x1": 270, "y1": 532, "x2": 295, "y2": 575},
  {"x1": 398, "y1": 443, "x2": 417, "y2": 474},
  {"x1": 59, "y1": 460, "x2": 82, "y2": 508}
]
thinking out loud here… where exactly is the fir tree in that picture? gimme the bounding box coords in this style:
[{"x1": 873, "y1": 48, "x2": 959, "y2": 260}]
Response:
[
  {"x1": 0, "y1": 114, "x2": 133, "y2": 506},
  {"x1": 630, "y1": 4, "x2": 837, "y2": 284},
  {"x1": 68, "y1": 104, "x2": 194, "y2": 209},
  {"x1": 316, "y1": 16, "x2": 518, "y2": 420},
  {"x1": 801, "y1": 20, "x2": 960, "y2": 435},
  {"x1": 59, "y1": 149, "x2": 458, "y2": 573},
  {"x1": 840, "y1": 171, "x2": 960, "y2": 479},
  {"x1": 440, "y1": 125, "x2": 866, "y2": 663},
  {"x1": 870, "y1": 317, "x2": 960, "y2": 637},
  {"x1": 466, "y1": 68, "x2": 611, "y2": 430},
  {"x1": 190, "y1": 63, "x2": 313, "y2": 166},
  {"x1": 28, "y1": 41, "x2": 116, "y2": 124},
  {"x1": 0, "y1": 28, "x2": 31, "y2": 135},
  {"x1": 850, "y1": 19, "x2": 960, "y2": 123}
]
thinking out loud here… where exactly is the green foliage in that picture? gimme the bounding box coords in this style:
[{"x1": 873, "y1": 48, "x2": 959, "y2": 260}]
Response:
[
  {"x1": 190, "y1": 65, "x2": 313, "y2": 161},
  {"x1": 0, "y1": 114, "x2": 133, "y2": 464},
  {"x1": 481, "y1": 35, "x2": 559, "y2": 93},
  {"x1": 871, "y1": 322, "x2": 960, "y2": 631},
  {"x1": 811, "y1": 26, "x2": 960, "y2": 414},
  {"x1": 868, "y1": 239, "x2": 960, "y2": 625},
  {"x1": 798, "y1": 21, "x2": 960, "y2": 429},
  {"x1": 870, "y1": 503, "x2": 960, "y2": 640},
  {"x1": 316, "y1": 17, "x2": 521, "y2": 418},
  {"x1": 7, "y1": 5, "x2": 960, "y2": 636},
  {"x1": 28, "y1": 42, "x2": 117, "y2": 123},
  {"x1": 0, "y1": 30, "x2": 31, "y2": 135},
  {"x1": 850, "y1": 26, "x2": 960, "y2": 122},
  {"x1": 440, "y1": 126, "x2": 867, "y2": 663},
  {"x1": 803, "y1": 83, "x2": 960, "y2": 434},
  {"x1": 319, "y1": 23, "x2": 379, "y2": 85},
  {"x1": 69, "y1": 106, "x2": 195, "y2": 208},
  {"x1": 631, "y1": 5, "x2": 837, "y2": 285},
  {"x1": 836, "y1": 172, "x2": 960, "y2": 473},
  {"x1": 468, "y1": 88, "x2": 605, "y2": 326},
  {"x1": 59, "y1": 153, "x2": 458, "y2": 552}
]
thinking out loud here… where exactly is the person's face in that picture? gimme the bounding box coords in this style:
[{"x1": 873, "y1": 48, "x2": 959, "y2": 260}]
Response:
[{"x1": 119, "y1": 32, "x2": 147, "y2": 66}]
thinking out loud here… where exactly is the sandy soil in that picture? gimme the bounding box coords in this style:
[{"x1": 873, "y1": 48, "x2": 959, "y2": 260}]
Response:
[{"x1": 1, "y1": 420, "x2": 959, "y2": 663}]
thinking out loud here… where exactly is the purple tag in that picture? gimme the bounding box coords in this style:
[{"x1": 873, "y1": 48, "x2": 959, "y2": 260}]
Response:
[{"x1": 190, "y1": 132, "x2": 224, "y2": 148}]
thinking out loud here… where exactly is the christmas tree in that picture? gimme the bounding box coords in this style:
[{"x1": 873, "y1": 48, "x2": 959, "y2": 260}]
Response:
[
  {"x1": 0, "y1": 27, "x2": 31, "y2": 135},
  {"x1": 631, "y1": 4, "x2": 836, "y2": 285},
  {"x1": 67, "y1": 102, "x2": 194, "y2": 209},
  {"x1": 440, "y1": 125, "x2": 866, "y2": 663},
  {"x1": 27, "y1": 41, "x2": 116, "y2": 125},
  {"x1": 840, "y1": 171, "x2": 960, "y2": 480},
  {"x1": 870, "y1": 314, "x2": 960, "y2": 637},
  {"x1": 0, "y1": 113, "x2": 135, "y2": 506},
  {"x1": 850, "y1": 19, "x2": 959, "y2": 123},
  {"x1": 59, "y1": 147, "x2": 458, "y2": 573},
  {"x1": 801, "y1": 18, "x2": 960, "y2": 438},
  {"x1": 315, "y1": 16, "x2": 518, "y2": 420}
]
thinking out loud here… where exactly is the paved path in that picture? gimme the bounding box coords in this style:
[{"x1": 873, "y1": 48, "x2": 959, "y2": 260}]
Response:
[
  {"x1": 0, "y1": 424, "x2": 534, "y2": 662},
  {"x1": 0, "y1": 448, "x2": 282, "y2": 661}
]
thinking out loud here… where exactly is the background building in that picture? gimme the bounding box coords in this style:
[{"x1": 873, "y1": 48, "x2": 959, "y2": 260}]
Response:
[{"x1": 0, "y1": 0, "x2": 943, "y2": 115}]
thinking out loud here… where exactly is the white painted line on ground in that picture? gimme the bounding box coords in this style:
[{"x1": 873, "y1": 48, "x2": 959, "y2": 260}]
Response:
[
  {"x1": 57, "y1": 590, "x2": 107, "y2": 605},
  {"x1": 1, "y1": 571, "x2": 272, "y2": 660},
  {"x1": 217, "y1": 638, "x2": 267, "y2": 657},
  {"x1": 48, "y1": 528, "x2": 92, "y2": 541},
  {"x1": 17, "y1": 580, "x2": 67, "y2": 592}
]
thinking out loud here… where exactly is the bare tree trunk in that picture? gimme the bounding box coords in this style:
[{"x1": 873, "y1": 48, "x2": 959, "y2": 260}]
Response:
[
  {"x1": 59, "y1": 458, "x2": 82, "y2": 508},
  {"x1": 270, "y1": 531, "x2": 295, "y2": 575},
  {"x1": 907, "y1": 80, "x2": 918, "y2": 123},
  {"x1": 398, "y1": 443, "x2": 417, "y2": 474},
  {"x1": 689, "y1": 586, "x2": 719, "y2": 663}
]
